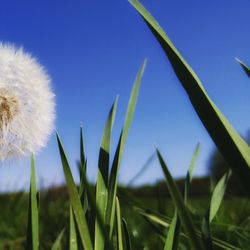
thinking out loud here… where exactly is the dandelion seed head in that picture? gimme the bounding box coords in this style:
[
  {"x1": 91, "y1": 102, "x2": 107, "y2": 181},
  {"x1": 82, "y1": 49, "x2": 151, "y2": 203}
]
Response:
[{"x1": 0, "y1": 43, "x2": 55, "y2": 160}]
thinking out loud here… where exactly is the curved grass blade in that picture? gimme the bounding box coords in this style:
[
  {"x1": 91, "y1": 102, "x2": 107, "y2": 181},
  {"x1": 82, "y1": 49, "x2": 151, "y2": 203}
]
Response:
[
  {"x1": 69, "y1": 207, "x2": 78, "y2": 250},
  {"x1": 138, "y1": 209, "x2": 171, "y2": 228},
  {"x1": 51, "y1": 228, "x2": 65, "y2": 250},
  {"x1": 138, "y1": 207, "x2": 240, "y2": 250},
  {"x1": 116, "y1": 197, "x2": 123, "y2": 250},
  {"x1": 56, "y1": 133, "x2": 93, "y2": 250},
  {"x1": 95, "y1": 97, "x2": 118, "y2": 250},
  {"x1": 209, "y1": 171, "x2": 231, "y2": 223},
  {"x1": 156, "y1": 148, "x2": 204, "y2": 250},
  {"x1": 122, "y1": 218, "x2": 132, "y2": 250},
  {"x1": 26, "y1": 155, "x2": 39, "y2": 250},
  {"x1": 236, "y1": 58, "x2": 250, "y2": 78},
  {"x1": 129, "y1": 0, "x2": 250, "y2": 192},
  {"x1": 106, "y1": 60, "x2": 147, "y2": 238}
]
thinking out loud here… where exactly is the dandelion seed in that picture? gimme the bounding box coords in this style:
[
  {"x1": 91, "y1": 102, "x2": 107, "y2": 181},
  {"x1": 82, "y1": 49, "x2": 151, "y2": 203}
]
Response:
[{"x1": 0, "y1": 43, "x2": 55, "y2": 160}]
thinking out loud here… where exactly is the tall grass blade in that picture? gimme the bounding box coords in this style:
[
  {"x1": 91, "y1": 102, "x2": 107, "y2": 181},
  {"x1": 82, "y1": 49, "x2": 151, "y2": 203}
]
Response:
[
  {"x1": 79, "y1": 127, "x2": 86, "y2": 196},
  {"x1": 78, "y1": 161, "x2": 88, "y2": 214},
  {"x1": 69, "y1": 207, "x2": 78, "y2": 250},
  {"x1": 129, "y1": 0, "x2": 250, "y2": 191},
  {"x1": 156, "y1": 148, "x2": 204, "y2": 250},
  {"x1": 163, "y1": 144, "x2": 200, "y2": 250},
  {"x1": 116, "y1": 197, "x2": 123, "y2": 250},
  {"x1": 78, "y1": 127, "x2": 89, "y2": 214},
  {"x1": 201, "y1": 212, "x2": 213, "y2": 250},
  {"x1": 106, "y1": 60, "x2": 147, "y2": 238},
  {"x1": 51, "y1": 228, "x2": 65, "y2": 250},
  {"x1": 122, "y1": 218, "x2": 132, "y2": 250},
  {"x1": 56, "y1": 133, "x2": 93, "y2": 250},
  {"x1": 164, "y1": 210, "x2": 180, "y2": 250},
  {"x1": 236, "y1": 58, "x2": 250, "y2": 78},
  {"x1": 80, "y1": 167, "x2": 113, "y2": 250},
  {"x1": 95, "y1": 97, "x2": 118, "y2": 250},
  {"x1": 80, "y1": 126, "x2": 85, "y2": 167},
  {"x1": 26, "y1": 155, "x2": 39, "y2": 250}
]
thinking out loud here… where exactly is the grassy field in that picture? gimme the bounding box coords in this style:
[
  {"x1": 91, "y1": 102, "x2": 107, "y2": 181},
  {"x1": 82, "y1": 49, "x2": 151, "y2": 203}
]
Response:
[{"x1": 0, "y1": 182, "x2": 249, "y2": 249}]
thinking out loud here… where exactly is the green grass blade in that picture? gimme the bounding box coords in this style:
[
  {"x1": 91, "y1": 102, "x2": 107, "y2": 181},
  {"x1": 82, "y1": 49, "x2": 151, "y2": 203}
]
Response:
[
  {"x1": 202, "y1": 171, "x2": 231, "y2": 248},
  {"x1": 201, "y1": 212, "x2": 213, "y2": 250},
  {"x1": 116, "y1": 197, "x2": 123, "y2": 250},
  {"x1": 106, "y1": 60, "x2": 147, "y2": 238},
  {"x1": 138, "y1": 209, "x2": 171, "y2": 228},
  {"x1": 122, "y1": 218, "x2": 132, "y2": 250},
  {"x1": 79, "y1": 160, "x2": 88, "y2": 214},
  {"x1": 129, "y1": 0, "x2": 250, "y2": 191},
  {"x1": 164, "y1": 144, "x2": 200, "y2": 250},
  {"x1": 209, "y1": 171, "x2": 231, "y2": 223},
  {"x1": 51, "y1": 228, "x2": 65, "y2": 250},
  {"x1": 26, "y1": 155, "x2": 39, "y2": 250},
  {"x1": 56, "y1": 133, "x2": 93, "y2": 250},
  {"x1": 80, "y1": 126, "x2": 85, "y2": 167},
  {"x1": 156, "y1": 148, "x2": 204, "y2": 250},
  {"x1": 184, "y1": 143, "x2": 201, "y2": 204},
  {"x1": 106, "y1": 132, "x2": 121, "y2": 237},
  {"x1": 95, "y1": 97, "x2": 118, "y2": 250},
  {"x1": 79, "y1": 127, "x2": 86, "y2": 196},
  {"x1": 118, "y1": 61, "x2": 146, "y2": 165},
  {"x1": 69, "y1": 207, "x2": 78, "y2": 250},
  {"x1": 164, "y1": 210, "x2": 180, "y2": 250},
  {"x1": 236, "y1": 58, "x2": 250, "y2": 78},
  {"x1": 81, "y1": 172, "x2": 113, "y2": 250},
  {"x1": 78, "y1": 128, "x2": 88, "y2": 214}
]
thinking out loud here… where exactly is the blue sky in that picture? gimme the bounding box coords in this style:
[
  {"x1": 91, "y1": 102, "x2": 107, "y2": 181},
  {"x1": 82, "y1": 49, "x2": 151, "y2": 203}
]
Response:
[{"x1": 0, "y1": 0, "x2": 250, "y2": 192}]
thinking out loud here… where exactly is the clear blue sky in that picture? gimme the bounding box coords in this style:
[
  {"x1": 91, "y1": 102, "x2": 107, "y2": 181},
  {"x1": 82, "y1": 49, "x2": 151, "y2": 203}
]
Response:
[{"x1": 0, "y1": 0, "x2": 250, "y2": 192}]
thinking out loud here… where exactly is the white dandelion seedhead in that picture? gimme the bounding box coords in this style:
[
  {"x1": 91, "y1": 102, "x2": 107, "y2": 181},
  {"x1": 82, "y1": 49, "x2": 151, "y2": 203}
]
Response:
[{"x1": 0, "y1": 43, "x2": 55, "y2": 160}]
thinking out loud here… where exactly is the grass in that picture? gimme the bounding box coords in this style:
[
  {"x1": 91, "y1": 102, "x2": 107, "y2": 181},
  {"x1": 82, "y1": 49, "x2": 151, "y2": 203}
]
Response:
[
  {"x1": 1, "y1": 0, "x2": 250, "y2": 249},
  {"x1": 0, "y1": 186, "x2": 249, "y2": 249}
]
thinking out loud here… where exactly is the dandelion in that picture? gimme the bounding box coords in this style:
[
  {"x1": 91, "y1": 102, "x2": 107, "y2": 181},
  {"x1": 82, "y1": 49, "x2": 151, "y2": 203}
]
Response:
[{"x1": 0, "y1": 43, "x2": 55, "y2": 160}]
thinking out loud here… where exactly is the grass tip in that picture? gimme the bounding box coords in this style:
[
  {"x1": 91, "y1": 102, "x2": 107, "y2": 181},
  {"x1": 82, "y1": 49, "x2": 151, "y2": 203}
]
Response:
[
  {"x1": 235, "y1": 57, "x2": 242, "y2": 63},
  {"x1": 115, "y1": 94, "x2": 120, "y2": 101},
  {"x1": 153, "y1": 144, "x2": 159, "y2": 152}
]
